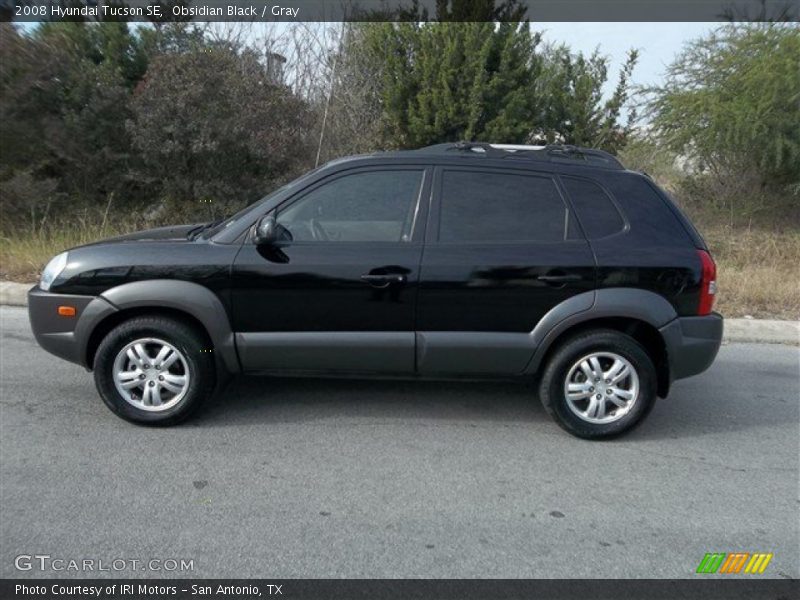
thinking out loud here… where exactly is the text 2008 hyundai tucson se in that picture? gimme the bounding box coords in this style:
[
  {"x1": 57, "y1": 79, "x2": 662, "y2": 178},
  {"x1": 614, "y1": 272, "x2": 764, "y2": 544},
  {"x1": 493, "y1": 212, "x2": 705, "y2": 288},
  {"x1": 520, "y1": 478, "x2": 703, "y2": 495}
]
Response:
[{"x1": 28, "y1": 142, "x2": 723, "y2": 438}]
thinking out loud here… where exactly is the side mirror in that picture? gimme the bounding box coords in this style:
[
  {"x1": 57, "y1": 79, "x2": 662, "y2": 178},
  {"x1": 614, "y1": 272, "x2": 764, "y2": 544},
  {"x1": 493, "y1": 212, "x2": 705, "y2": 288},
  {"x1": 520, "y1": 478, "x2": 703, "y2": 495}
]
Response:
[{"x1": 254, "y1": 215, "x2": 278, "y2": 245}]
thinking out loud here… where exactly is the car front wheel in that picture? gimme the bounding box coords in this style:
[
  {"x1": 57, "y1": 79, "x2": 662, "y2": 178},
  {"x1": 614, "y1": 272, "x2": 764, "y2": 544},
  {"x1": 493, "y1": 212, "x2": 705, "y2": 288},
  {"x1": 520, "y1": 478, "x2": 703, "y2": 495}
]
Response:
[
  {"x1": 539, "y1": 329, "x2": 657, "y2": 439},
  {"x1": 93, "y1": 316, "x2": 216, "y2": 425}
]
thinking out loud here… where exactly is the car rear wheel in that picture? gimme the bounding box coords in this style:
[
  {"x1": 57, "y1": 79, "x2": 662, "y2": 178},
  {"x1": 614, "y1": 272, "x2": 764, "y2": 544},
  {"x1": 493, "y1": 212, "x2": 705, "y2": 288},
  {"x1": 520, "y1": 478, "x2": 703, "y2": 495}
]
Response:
[
  {"x1": 539, "y1": 329, "x2": 657, "y2": 439},
  {"x1": 93, "y1": 316, "x2": 215, "y2": 425}
]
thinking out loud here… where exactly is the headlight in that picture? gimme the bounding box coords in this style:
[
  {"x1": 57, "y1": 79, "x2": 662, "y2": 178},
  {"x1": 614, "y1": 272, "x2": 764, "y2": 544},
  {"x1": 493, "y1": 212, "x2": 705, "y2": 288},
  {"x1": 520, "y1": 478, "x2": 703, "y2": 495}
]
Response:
[{"x1": 40, "y1": 252, "x2": 68, "y2": 291}]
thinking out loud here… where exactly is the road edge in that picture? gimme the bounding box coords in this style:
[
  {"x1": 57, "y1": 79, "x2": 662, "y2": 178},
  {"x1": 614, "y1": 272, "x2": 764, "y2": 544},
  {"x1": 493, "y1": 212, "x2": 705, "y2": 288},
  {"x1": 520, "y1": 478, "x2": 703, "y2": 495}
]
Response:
[
  {"x1": 1, "y1": 281, "x2": 798, "y2": 345},
  {"x1": 0, "y1": 281, "x2": 32, "y2": 307}
]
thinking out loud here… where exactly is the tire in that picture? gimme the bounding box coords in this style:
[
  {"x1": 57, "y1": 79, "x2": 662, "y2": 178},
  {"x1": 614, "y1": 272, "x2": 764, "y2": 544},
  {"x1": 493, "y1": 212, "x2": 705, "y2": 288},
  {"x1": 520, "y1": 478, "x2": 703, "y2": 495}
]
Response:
[
  {"x1": 539, "y1": 329, "x2": 657, "y2": 439},
  {"x1": 93, "y1": 316, "x2": 216, "y2": 426}
]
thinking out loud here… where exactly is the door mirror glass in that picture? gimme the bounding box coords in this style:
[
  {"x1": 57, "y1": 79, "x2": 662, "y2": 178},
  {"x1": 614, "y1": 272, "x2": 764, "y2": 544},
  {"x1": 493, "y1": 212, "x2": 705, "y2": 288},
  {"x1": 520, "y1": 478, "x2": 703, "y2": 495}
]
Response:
[{"x1": 254, "y1": 214, "x2": 283, "y2": 245}]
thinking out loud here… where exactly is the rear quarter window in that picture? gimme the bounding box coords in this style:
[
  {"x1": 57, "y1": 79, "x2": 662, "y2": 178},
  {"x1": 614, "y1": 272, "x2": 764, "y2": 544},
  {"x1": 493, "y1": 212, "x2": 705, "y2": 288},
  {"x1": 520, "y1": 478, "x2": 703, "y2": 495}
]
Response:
[
  {"x1": 600, "y1": 173, "x2": 693, "y2": 246},
  {"x1": 560, "y1": 177, "x2": 626, "y2": 239}
]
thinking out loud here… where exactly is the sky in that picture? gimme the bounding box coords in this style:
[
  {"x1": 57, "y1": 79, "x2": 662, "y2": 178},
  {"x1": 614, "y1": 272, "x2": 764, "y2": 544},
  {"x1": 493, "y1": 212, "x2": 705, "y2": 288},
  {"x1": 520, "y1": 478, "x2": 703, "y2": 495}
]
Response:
[{"x1": 537, "y1": 22, "x2": 717, "y2": 92}]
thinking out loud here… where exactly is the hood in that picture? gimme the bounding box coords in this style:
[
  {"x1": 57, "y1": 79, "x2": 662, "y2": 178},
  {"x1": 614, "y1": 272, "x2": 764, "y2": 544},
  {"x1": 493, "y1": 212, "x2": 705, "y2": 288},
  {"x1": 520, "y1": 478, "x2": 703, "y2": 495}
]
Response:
[{"x1": 86, "y1": 223, "x2": 204, "y2": 245}]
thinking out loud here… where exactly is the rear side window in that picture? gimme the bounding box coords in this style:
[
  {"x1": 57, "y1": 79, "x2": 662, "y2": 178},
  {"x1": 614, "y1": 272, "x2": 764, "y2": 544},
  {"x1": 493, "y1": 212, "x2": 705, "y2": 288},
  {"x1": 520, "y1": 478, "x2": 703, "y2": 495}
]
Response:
[
  {"x1": 438, "y1": 170, "x2": 567, "y2": 243},
  {"x1": 561, "y1": 177, "x2": 626, "y2": 239}
]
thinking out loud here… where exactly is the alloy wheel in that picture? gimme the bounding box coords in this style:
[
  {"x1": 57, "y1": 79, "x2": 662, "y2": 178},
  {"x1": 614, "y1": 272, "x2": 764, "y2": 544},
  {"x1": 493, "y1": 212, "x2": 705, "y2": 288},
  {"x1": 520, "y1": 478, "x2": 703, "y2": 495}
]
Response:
[
  {"x1": 563, "y1": 351, "x2": 640, "y2": 424},
  {"x1": 112, "y1": 337, "x2": 190, "y2": 412}
]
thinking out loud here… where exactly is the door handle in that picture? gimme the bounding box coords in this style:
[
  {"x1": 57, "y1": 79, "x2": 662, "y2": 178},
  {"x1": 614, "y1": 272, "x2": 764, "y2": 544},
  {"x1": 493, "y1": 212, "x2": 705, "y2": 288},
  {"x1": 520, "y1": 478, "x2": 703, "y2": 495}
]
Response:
[
  {"x1": 537, "y1": 273, "x2": 583, "y2": 284},
  {"x1": 361, "y1": 274, "x2": 406, "y2": 288}
]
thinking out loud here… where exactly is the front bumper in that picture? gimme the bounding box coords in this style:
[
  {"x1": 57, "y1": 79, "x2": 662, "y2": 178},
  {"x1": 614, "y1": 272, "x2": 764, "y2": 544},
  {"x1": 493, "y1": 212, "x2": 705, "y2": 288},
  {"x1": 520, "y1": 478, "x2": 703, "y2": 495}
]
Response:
[
  {"x1": 659, "y1": 313, "x2": 724, "y2": 381},
  {"x1": 28, "y1": 286, "x2": 118, "y2": 368}
]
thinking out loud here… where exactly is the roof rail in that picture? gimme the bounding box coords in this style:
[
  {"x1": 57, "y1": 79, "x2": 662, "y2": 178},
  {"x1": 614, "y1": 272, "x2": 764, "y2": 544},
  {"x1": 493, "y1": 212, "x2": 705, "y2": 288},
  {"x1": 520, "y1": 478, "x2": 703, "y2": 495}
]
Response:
[
  {"x1": 544, "y1": 144, "x2": 623, "y2": 168},
  {"x1": 416, "y1": 141, "x2": 624, "y2": 169}
]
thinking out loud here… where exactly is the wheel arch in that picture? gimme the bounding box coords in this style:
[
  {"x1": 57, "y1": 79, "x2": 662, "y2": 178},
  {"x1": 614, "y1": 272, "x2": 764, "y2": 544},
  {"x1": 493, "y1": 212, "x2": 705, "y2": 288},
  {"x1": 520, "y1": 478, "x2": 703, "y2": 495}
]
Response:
[
  {"x1": 526, "y1": 289, "x2": 677, "y2": 397},
  {"x1": 83, "y1": 280, "x2": 239, "y2": 373}
]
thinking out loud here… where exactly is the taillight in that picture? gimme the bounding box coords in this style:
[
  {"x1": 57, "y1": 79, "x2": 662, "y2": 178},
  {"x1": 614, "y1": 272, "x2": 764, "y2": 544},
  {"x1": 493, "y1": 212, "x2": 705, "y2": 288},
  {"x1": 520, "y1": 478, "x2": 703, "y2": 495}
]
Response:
[{"x1": 697, "y1": 249, "x2": 717, "y2": 316}]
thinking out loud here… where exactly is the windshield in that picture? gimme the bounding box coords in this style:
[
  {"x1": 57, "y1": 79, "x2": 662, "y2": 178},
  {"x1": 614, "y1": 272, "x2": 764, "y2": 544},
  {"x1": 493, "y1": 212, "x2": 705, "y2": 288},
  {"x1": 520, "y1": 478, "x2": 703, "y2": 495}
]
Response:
[
  {"x1": 196, "y1": 203, "x2": 256, "y2": 240},
  {"x1": 199, "y1": 167, "x2": 325, "y2": 240}
]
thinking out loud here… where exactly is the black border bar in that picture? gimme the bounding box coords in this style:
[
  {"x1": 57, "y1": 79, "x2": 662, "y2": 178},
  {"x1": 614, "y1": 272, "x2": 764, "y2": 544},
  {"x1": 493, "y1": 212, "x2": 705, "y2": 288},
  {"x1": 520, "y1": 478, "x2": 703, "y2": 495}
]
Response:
[
  {"x1": 2, "y1": 579, "x2": 799, "y2": 600},
  {"x1": 5, "y1": 0, "x2": 800, "y2": 23}
]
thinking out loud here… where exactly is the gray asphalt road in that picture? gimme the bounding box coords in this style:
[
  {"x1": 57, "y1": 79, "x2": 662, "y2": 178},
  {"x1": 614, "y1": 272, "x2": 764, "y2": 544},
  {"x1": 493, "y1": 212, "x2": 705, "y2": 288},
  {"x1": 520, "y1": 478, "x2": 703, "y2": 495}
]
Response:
[{"x1": 1, "y1": 306, "x2": 798, "y2": 579}]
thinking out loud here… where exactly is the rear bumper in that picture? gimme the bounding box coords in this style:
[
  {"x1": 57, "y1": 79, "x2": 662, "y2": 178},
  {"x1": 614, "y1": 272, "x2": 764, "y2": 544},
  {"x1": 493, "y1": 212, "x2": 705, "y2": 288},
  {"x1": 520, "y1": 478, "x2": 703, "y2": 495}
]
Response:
[
  {"x1": 28, "y1": 286, "x2": 118, "y2": 368},
  {"x1": 659, "y1": 313, "x2": 723, "y2": 381}
]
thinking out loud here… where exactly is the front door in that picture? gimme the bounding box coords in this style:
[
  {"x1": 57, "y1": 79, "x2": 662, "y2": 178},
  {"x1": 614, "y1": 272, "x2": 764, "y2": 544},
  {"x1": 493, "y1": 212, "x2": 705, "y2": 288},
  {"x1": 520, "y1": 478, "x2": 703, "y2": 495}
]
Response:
[
  {"x1": 232, "y1": 166, "x2": 430, "y2": 373},
  {"x1": 416, "y1": 167, "x2": 596, "y2": 374}
]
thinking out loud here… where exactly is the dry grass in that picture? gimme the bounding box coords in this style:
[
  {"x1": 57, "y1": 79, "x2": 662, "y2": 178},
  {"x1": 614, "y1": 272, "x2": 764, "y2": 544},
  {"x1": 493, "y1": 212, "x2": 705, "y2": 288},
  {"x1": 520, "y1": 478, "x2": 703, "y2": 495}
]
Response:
[
  {"x1": 1, "y1": 219, "x2": 798, "y2": 320},
  {"x1": 702, "y1": 225, "x2": 800, "y2": 319},
  {"x1": 0, "y1": 222, "x2": 130, "y2": 282}
]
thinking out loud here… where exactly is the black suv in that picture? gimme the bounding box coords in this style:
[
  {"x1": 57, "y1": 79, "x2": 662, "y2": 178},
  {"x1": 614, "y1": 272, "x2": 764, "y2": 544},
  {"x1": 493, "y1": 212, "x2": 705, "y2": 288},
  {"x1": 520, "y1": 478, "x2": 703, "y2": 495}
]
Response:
[{"x1": 28, "y1": 142, "x2": 722, "y2": 438}]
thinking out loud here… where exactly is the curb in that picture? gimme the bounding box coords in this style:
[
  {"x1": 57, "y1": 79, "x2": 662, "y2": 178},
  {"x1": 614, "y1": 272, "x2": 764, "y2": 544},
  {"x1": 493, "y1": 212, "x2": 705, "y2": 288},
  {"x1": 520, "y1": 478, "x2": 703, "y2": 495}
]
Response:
[
  {"x1": 0, "y1": 281, "x2": 31, "y2": 307},
  {"x1": 723, "y1": 319, "x2": 800, "y2": 346},
  {"x1": 1, "y1": 281, "x2": 797, "y2": 345}
]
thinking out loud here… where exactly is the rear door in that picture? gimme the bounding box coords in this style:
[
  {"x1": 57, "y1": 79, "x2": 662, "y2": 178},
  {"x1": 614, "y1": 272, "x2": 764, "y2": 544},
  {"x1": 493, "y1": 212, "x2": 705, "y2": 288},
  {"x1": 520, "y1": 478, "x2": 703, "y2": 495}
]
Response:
[{"x1": 415, "y1": 166, "x2": 595, "y2": 374}]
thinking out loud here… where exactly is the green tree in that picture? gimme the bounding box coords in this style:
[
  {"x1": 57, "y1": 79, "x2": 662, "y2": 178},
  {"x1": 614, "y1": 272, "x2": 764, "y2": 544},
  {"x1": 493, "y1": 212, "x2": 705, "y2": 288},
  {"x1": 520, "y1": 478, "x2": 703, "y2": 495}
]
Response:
[
  {"x1": 364, "y1": 21, "x2": 542, "y2": 148},
  {"x1": 647, "y1": 24, "x2": 800, "y2": 189},
  {"x1": 0, "y1": 23, "x2": 140, "y2": 220},
  {"x1": 346, "y1": 0, "x2": 526, "y2": 22},
  {"x1": 128, "y1": 47, "x2": 312, "y2": 217},
  {"x1": 339, "y1": 20, "x2": 636, "y2": 152},
  {"x1": 539, "y1": 44, "x2": 638, "y2": 153},
  {"x1": 137, "y1": 22, "x2": 207, "y2": 58},
  {"x1": 433, "y1": 0, "x2": 527, "y2": 21}
]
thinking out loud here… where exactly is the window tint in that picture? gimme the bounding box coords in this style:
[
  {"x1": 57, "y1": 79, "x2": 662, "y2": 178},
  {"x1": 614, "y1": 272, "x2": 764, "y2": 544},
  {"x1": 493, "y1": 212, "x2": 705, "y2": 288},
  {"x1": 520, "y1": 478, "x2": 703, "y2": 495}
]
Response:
[
  {"x1": 439, "y1": 171, "x2": 566, "y2": 243},
  {"x1": 278, "y1": 170, "x2": 423, "y2": 242},
  {"x1": 561, "y1": 177, "x2": 625, "y2": 239}
]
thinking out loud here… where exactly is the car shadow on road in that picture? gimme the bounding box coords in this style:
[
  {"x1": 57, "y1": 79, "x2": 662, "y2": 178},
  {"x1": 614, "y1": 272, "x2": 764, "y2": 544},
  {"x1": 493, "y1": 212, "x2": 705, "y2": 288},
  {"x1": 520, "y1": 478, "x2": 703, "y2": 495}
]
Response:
[
  {"x1": 188, "y1": 363, "x2": 798, "y2": 442},
  {"x1": 195, "y1": 375, "x2": 547, "y2": 428}
]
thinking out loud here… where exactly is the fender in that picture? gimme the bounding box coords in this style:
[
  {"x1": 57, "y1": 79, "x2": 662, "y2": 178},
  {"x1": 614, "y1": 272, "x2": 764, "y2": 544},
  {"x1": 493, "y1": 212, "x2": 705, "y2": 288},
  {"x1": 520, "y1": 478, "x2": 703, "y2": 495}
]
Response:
[
  {"x1": 99, "y1": 280, "x2": 239, "y2": 373},
  {"x1": 524, "y1": 288, "x2": 678, "y2": 375},
  {"x1": 74, "y1": 295, "x2": 119, "y2": 367}
]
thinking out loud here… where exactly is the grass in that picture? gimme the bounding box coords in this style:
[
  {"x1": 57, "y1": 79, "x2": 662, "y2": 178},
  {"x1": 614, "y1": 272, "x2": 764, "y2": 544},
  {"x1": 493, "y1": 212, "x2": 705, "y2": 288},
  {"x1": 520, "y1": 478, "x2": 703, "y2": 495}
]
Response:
[
  {"x1": 1, "y1": 219, "x2": 798, "y2": 320},
  {"x1": 0, "y1": 222, "x2": 130, "y2": 283},
  {"x1": 702, "y1": 225, "x2": 800, "y2": 319}
]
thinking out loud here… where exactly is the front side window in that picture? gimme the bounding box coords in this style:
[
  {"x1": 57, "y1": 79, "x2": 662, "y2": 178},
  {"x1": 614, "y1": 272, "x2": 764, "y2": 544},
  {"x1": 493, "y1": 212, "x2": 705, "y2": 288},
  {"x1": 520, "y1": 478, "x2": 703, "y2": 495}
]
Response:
[
  {"x1": 277, "y1": 170, "x2": 424, "y2": 242},
  {"x1": 438, "y1": 170, "x2": 567, "y2": 243}
]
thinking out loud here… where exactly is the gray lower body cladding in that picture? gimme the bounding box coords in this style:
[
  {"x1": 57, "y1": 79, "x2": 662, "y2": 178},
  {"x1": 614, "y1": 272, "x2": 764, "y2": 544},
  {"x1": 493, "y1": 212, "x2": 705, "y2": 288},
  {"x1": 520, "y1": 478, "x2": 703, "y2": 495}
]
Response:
[
  {"x1": 660, "y1": 313, "x2": 724, "y2": 381},
  {"x1": 28, "y1": 285, "x2": 723, "y2": 384},
  {"x1": 28, "y1": 286, "x2": 117, "y2": 367}
]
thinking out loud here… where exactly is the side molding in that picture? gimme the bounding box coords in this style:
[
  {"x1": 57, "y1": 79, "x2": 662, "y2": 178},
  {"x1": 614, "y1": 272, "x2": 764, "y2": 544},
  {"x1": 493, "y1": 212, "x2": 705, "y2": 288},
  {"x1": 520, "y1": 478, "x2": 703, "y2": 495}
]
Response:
[
  {"x1": 416, "y1": 331, "x2": 538, "y2": 374},
  {"x1": 100, "y1": 279, "x2": 239, "y2": 373},
  {"x1": 524, "y1": 288, "x2": 678, "y2": 374},
  {"x1": 237, "y1": 332, "x2": 414, "y2": 372}
]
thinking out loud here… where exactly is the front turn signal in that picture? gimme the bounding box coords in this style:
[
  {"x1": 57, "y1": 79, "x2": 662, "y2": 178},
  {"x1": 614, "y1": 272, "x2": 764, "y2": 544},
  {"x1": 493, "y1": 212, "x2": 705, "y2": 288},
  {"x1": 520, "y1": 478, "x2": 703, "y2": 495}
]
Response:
[{"x1": 57, "y1": 306, "x2": 76, "y2": 317}]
